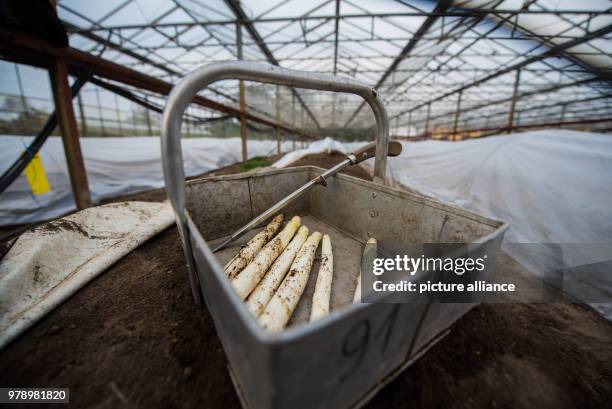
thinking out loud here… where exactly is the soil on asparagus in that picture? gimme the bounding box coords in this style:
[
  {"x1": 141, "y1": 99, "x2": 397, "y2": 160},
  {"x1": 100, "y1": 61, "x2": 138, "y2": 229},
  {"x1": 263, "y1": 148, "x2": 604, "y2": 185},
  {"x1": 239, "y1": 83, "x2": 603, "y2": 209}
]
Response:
[{"x1": 1, "y1": 152, "x2": 611, "y2": 409}]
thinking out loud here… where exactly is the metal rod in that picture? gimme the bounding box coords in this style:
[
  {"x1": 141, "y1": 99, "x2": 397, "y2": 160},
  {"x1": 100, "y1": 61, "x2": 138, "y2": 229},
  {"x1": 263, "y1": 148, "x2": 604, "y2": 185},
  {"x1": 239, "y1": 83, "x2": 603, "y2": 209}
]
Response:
[
  {"x1": 560, "y1": 104, "x2": 567, "y2": 129},
  {"x1": 292, "y1": 92, "x2": 296, "y2": 151},
  {"x1": 144, "y1": 96, "x2": 153, "y2": 135},
  {"x1": 95, "y1": 87, "x2": 106, "y2": 136},
  {"x1": 114, "y1": 93, "x2": 124, "y2": 136},
  {"x1": 212, "y1": 158, "x2": 353, "y2": 252},
  {"x1": 424, "y1": 102, "x2": 431, "y2": 136},
  {"x1": 276, "y1": 84, "x2": 281, "y2": 155},
  {"x1": 333, "y1": 0, "x2": 340, "y2": 75},
  {"x1": 14, "y1": 64, "x2": 29, "y2": 118}
]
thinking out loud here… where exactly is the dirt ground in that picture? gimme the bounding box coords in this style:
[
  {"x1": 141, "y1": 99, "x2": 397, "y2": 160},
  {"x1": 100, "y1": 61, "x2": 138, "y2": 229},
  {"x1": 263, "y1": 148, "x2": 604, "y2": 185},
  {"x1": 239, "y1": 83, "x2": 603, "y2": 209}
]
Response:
[{"x1": 1, "y1": 153, "x2": 611, "y2": 409}]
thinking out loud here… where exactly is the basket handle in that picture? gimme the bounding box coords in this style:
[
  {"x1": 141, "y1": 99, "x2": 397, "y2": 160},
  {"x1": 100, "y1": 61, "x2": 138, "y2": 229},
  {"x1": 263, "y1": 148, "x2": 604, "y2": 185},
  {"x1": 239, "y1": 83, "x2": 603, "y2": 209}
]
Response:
[
  {"x1": 161, "y1": 61, "x2": 390, "y2": 225},
  {"x1": 161, "y1": 61, "x2": 390, "y2": 305}
]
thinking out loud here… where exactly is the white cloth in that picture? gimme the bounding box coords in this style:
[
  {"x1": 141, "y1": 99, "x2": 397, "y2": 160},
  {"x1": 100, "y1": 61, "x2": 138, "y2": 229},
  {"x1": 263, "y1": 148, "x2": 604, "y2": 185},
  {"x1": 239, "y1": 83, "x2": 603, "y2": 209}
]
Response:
[{"x1": 0, "y1": 201, "x2": 175, "y2": 349}]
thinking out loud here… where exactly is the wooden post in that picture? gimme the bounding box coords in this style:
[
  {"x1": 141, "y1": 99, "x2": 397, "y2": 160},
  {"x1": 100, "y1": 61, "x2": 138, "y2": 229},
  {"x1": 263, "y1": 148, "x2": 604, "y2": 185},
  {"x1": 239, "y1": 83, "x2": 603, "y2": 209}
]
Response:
[
  {"x1": 49, "y1": 59, "x2": 91, "y2": 209},
  {"x1": 507, "y1": 69, "x2": 521, "y2": 133},
  {"x1": 237, "y1": 21, "x2": 248, "y2": 161}
]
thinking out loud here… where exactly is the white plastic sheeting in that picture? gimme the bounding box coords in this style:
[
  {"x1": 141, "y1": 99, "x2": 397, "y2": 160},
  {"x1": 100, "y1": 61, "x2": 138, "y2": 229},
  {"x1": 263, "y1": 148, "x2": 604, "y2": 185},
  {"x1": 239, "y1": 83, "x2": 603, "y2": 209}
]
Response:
[
  {"x1": 272, "y1": 130, "x2": 612, "y2": 319},
  {"x1": 0, "y1": 135, "x2": 294, "y2": 226},
  {"x1": 271, "y1": 137, "x2": 362, "y2": 168},
  {"x1": 0, "y1": 201, "x2": 174, "y2": 349}
]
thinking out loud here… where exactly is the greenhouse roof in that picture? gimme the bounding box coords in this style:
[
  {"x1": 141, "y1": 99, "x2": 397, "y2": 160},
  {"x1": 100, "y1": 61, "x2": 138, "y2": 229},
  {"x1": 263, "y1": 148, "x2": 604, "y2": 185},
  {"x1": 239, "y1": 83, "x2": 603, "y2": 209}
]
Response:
[{"x1": 57, "y1": 0, "x2": 612, "y2": 136}]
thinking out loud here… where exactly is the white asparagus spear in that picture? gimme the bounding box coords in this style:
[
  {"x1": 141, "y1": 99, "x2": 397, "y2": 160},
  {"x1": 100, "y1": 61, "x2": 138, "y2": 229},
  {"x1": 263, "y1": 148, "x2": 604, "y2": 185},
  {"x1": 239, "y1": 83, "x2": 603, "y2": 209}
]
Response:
[
  {"x1": 232, "y1": 216, "x2": 301, "y2": 300},
  {"x1": 353, "y1": 237, "x2": 377, "y2": 303},
  {"x1": 246, "y1": 226, "x2": 309, "y2": 317},
  {"x1": 259, "y1": 232, "x2": 322, "y2": 332},
  {"x1": 310, "y1": 234, "x2": 333, "y2": 321},
  {"x1": 224, "y1": 214, "x2": 284, "y2": 279}
]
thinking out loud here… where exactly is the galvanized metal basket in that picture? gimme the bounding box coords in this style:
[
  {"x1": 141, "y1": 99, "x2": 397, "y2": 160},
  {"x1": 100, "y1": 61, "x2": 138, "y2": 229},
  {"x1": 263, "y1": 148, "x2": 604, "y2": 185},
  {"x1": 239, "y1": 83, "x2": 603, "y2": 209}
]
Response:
[{"x1": 161, "y1": 61, "x2": 508, "y2": 409}]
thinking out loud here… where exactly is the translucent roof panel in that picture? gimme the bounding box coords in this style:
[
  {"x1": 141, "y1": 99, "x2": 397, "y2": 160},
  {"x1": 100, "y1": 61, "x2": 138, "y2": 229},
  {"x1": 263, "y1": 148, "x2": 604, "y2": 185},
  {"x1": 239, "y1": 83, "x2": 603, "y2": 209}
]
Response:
[{"x1": 56, "y1": 0, "x2": 612, "y2": 136}]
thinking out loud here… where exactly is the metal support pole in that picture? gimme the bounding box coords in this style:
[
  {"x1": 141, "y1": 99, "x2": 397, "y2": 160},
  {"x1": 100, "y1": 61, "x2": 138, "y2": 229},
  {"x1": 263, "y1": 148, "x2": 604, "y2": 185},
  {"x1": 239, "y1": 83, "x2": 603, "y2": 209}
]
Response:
[
  {"x1": 292, "y1": 92, "x2": 296, "y2": 151},
  {"x1": 186, "y1": 107, "x2": 192, "y2": 137},
  {"x1": 560, "y1": 104, "x2": 567, "y2": 129},
  {"x1": 331, "y1": 94, "x2": 336, "y2": 127},
  {"x1": 507, "y1": 69, "x2": 521, "y2": 133},
  {"x1": 114, "y1": 93, "x2": 123, "y2": 136},
  {"x1": 407, "y1": 111, "x2": 412, "y2": 137},
  {"x1": 49, "y1": 59, "x2": 92, "y2": 209},
  {"x1": 14, "y1": 64, "x2": 29, "y2": 119},
  {"x1": 94, "y1": 87, "x2": 106, "y2": 136},
  {"x1": 452, "y1": 90, "x2": 462, "y2": 140},
  {"x1": 237, "y1": 21, "x2": 248, "y2": 161},
  {"x1": 276, "y1": 84, "x2": 281, "y2": 155},
  {"x1": 425, "y1": 102, "x2": 431, "y2": 137},
  {"x1": 144, "y1": 96, "x2": 153, "y2": 135},
  {"x1": 131, "y1": 104, "x2": 138, "y2": 135},
  {"x1": 301, "y1": 103, "x2": 305, "y2": 148},
  {"x1": 77, "y1": 92, "x2": 88, "y2": 137}
]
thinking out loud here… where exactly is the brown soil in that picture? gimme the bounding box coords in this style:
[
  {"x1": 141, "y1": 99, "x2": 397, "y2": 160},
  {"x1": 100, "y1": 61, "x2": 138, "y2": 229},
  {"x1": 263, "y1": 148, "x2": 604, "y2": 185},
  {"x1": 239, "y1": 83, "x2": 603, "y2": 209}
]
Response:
[{"x1": 1, "y1": 152, "x2": 611, "y2": 409}]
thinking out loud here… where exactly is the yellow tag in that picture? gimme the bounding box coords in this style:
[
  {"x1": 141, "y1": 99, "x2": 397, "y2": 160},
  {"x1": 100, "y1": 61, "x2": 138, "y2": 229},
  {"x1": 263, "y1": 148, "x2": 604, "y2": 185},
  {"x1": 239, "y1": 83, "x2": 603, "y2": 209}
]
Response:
[{"x1": 23, "y1": 152, "x2": 51, "y2": 195}]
